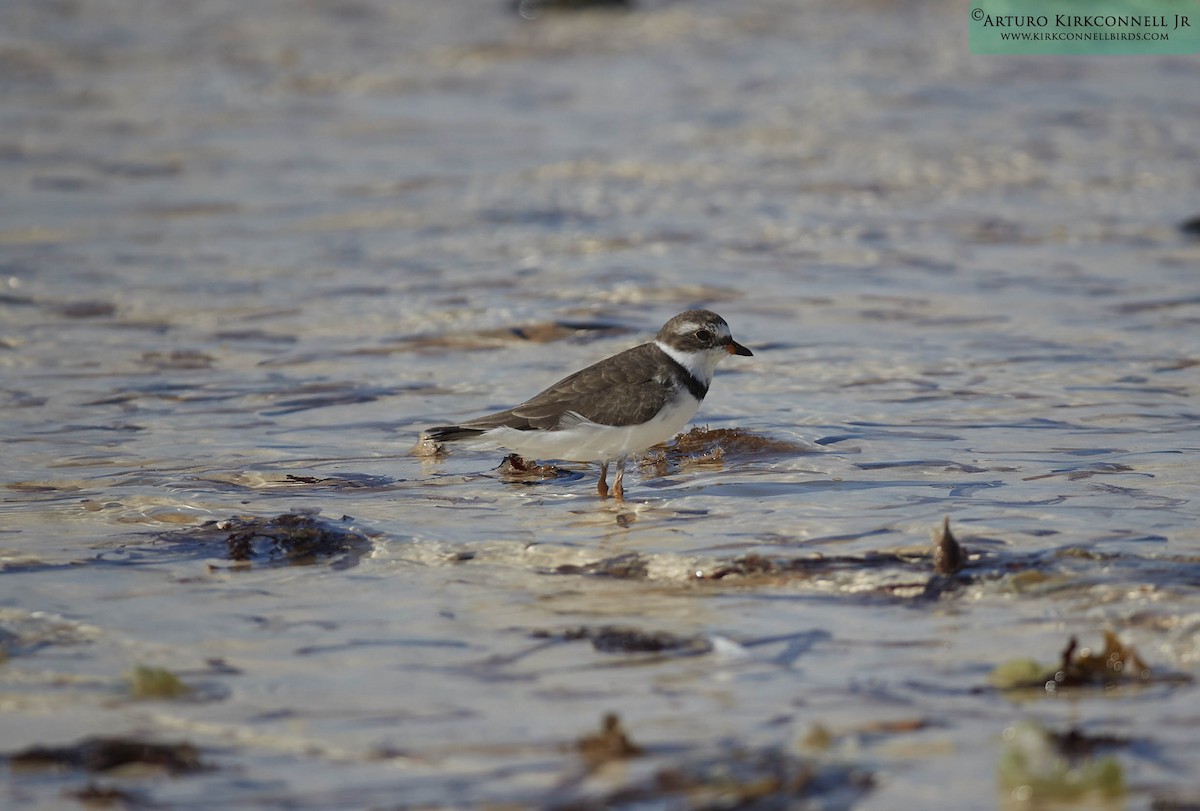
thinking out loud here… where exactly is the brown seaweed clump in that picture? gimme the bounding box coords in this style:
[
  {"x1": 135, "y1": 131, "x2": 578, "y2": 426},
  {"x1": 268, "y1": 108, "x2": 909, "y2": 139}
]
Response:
[
  {"x1": 282, "y1": 473, "x2": 392, "y2": 489},
  {"x1": 575, "y1": 713, "x2": 644, "y2": 766},
  {"x1": 497, "y1": 454, "x2": 570, "y2": 480},
  {"x1": 997, "y1": 721, "x2": 1125, "y2": 804},
  {"x1": 10, "y1": 737, "x2": 207, "y2": 775},
  {"x1": 641, "y1": 425, "x2": 808, "y2": 476},
  {"x1": 66, "y1": 784, "x2": 147, "y2": 806},
  {"x1": 555, "y1": 720, "x2": 874, "y2": 810},
  {"x1": 220, "y1": 512, "x2": 373, "y2": 565},
  {"x1": 990, "y1": 631, "x2": 1169, "y2": 694},
  {"x1": 126, "y1": 665, "x2": 191, "y2": 700},
  {"x1": 159, "y1": 511, "x2": 376, "y2": 568},
  {"x1": 1047, "y1": 633, "x2": 1152, "y2": 691},
  {"x1": 514, "y1": 0, "x2": 634, "y2": 21},
  {"x1": 546, "y1": 552, "x2": 650, "y2": 579},
  {"x1": 533, "y1": 625, "x2": 713, "y2": 656},
  {"x1": 932, "y1": 515, "x2": 963, "y2": 575}
]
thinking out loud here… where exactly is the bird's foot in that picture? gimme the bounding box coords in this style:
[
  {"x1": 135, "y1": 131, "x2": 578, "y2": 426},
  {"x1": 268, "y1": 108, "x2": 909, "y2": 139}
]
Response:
[{"x1": 612, "y1": 461, "x2": 626, "y2": 500}]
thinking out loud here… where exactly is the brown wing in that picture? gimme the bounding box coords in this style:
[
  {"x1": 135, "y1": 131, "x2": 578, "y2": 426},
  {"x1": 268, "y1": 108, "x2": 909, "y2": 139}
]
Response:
[{"x1": 460, "y1": 342, "x2": 678, "y2": 431}]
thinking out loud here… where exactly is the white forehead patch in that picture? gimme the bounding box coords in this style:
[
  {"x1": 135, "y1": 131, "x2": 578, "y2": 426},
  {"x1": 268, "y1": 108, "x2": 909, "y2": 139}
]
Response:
[{"x1": 672, "y1": 319, "x2": 730, "y2": 338}]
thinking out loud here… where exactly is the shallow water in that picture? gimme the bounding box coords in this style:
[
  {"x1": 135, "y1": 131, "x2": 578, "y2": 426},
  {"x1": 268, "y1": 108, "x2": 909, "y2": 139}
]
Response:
[{"x1": 3, "y1": 0, "x2": 1200, "y2": 808}]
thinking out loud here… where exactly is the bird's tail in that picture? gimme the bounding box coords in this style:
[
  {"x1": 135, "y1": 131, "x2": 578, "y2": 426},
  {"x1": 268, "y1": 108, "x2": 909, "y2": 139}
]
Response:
[{"x1": 423, "y1": 425, "x2": 487, "y2": 443}]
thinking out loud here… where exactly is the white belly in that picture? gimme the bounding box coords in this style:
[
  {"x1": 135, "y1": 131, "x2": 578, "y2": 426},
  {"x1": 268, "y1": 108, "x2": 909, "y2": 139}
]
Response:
[{"x1": 465, "y1": 394, "x2": 701, "y2": 462}]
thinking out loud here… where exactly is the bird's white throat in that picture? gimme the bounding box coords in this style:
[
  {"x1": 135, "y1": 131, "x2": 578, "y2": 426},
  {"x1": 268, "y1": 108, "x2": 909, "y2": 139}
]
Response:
[{"x1": 654, "y1": 340, "x2": 724, "y2": 387}]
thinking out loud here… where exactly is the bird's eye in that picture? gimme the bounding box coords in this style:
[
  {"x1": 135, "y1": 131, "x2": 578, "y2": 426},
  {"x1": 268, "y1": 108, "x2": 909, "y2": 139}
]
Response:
[{"x1": 694, "y1": 329, "x2": 713, "y2": 343}]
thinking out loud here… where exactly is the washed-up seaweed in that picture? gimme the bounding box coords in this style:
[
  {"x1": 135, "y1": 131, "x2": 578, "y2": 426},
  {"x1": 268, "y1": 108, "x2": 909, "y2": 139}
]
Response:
[
  {"x1": 547, "y1": 552, "x2": 650, "y2": 579},
  {"x1": 126, "y1": 665, "x2": 190, "y2": 700},
  {"x1": 282, "y1": 473, "x2": 393, "y2": 490},
  {"x1": 9, "y1": 737, "x2": 207, "y2": 775},
  {"x1": 695, "y1": 550, "x2": 934, "y2": 584},
  {"x1": 221, "y1": 513, "x2": 374, "y2": 566},
  {"x1": 541, "y1": 519, "x2": 975, "y2": 599},
  {"x1": 801, "y1": 717, "x2": 934, "y2": 752},
  {"x1": 158, "y1": 511, "x2": 376, "y2": 568},
  {"x1": 990, "y1": 631, "x2": 1190, "y2": 694},
  {"x1": 931, "y1": 515, "x2": 963, "y2": 575},
  {"x1": 574, "y1": 713, "x2": 644, "y2": 766},
  {"x1": 551, "y1": 714, "x2": 874, "y2": 810},
  {"x1": 478, "y1": 625, "x2": 713, "y2": 671},
  {"x1": 482, "y1": 628, "x2": 826, "y2": 673},
  {"x1": 421, "y1": 424, "x2": 807, "y2": 479},
  {"x1": 919, "y1": 516, "x2": 968, "y2": 600},
  {"x1": 532, "y1": 625, "x2": 713, "y2": 655},
  {"x1": 538, "y1": 516, "x2": 1200, "y2": 613},
  {"x1": 739, "y1": 518, "x2": 968, "y2": 583},
  {"x1": 65, "y1": 783, "x2": 148, "y2": 806},
  {"x1": 997, "y1": 720, "x2": 1125, "y2": 803},
  {"x1": 535, "y1": 514, "x2": 1185, "y2": 608},
  {"x1": 513, "y1": 0, "x2": 634, "y2": 21},
  {"x1": 497, "y1": 454, "x2": 576, "y2": 481},
  {"x1": 710, "y1": 519, "x2": 969, "y2": 585},
  {"x1": 640, "y1": 425, "x2": 809, "y2": 476}
]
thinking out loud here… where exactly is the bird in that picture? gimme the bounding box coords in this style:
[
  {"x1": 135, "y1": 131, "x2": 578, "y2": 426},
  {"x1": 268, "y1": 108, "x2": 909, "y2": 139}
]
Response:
[{"x1": 423, "y1": 309, "x2": 753, "y2": 499}]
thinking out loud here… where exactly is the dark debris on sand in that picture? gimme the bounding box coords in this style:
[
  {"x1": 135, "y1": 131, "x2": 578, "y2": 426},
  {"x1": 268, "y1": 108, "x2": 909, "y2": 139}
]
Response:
[
  {"x1": 9, "y1": 736, "x2": 208, "y2": 775},
  {"x1": 553, "y1": 713, "x2": 874, "y2": 810},
  {"x1": 640, "y1": 426, "x2": 809, "y2": 476},
  {"x1": 158, "y1": 511, "x2": 376, "y2": 568},
  {"x1": 513, "y1": 0, "x2": 635, "y2": 21},
  {"x1": 497, "y1": 454, "x2": 576, "y2": 481},
  {"x1": 537, "y1": 517, "x2": 995, "y2": 604},
  {"x1": 417, "y1": 424, "x2": 805, "y2": 481},
  {"x1": 282, "y1": 473, "x2": 393, "y2": 490},
  {"x1": 931, "y1": 515, "x2": 963, "y2": 575},
  {"x1": 696, "y1": 549, "x2": 938, "y2": 584},
  {"x1": 573, "y1": 713, "x2": 644, "y2": 766},
  {"x1": 1049, "y1": 632, "x2": 1152, "y2": 690},
  {"x1": 990, "y1": 631, "x2": 1192, "y2": 694},
  {"x1": 543, "y1": 518, "x2": 975, "y2": 599},
  {"x1": 66, "y1": 783, "x2": 150, "y2": 806},
  {"x1": 547, "y1": 552, "x2": 650, "y2": 579},
  {"x1": 532, "y1": 625, "x2": 713, "y2": 656}
]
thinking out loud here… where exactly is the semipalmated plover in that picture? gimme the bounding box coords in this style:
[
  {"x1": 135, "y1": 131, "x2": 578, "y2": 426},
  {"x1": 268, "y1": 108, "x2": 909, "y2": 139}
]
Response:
[{"x1": 423, "y1": 309, "x2": 753, "y2": 499}]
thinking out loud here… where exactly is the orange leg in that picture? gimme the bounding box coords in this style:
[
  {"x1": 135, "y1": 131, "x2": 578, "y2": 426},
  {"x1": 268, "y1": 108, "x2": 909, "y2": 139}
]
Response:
[
  {"x1": 597, "y1": 462, "x2": 610, "y2": 499},
  {"x1": 612, "y1": 460, "x2": 626, "y2": 500}
]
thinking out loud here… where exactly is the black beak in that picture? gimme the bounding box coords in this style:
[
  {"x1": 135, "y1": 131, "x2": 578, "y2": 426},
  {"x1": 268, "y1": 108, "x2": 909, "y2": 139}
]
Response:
[{"x1": 726, "y1": 339, "x2": 753, "y2": 357}]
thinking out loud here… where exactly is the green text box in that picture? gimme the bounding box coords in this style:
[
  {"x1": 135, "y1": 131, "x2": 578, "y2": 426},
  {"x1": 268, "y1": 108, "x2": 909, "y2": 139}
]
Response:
[{"x1": 970, "y1": 0, "x2": 1200, "y2": 53}]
